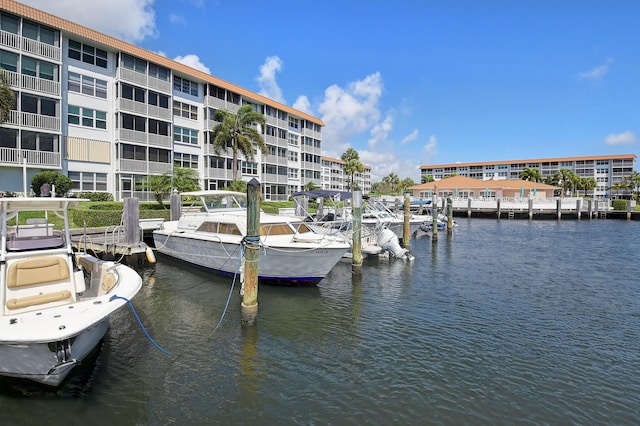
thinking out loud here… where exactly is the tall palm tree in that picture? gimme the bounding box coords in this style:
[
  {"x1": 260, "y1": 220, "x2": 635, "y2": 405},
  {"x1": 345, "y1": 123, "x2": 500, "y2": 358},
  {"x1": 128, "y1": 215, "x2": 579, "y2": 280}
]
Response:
[
  {"x1": 554, "y1": 168, "x2": 575, "y2": 197},
  {"x1": 210, "y1": 105, "x2": 266, "y2": 181},
  {"x1": 341, "y1": 148, "x2": 364, "y2": 190}
]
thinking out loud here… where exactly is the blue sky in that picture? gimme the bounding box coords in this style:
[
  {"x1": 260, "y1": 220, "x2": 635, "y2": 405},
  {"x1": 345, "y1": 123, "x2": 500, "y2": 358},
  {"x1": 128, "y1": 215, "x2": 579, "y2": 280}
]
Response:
[{"x1": 22, "y1": 0, "x2": 640, "y2": 182}]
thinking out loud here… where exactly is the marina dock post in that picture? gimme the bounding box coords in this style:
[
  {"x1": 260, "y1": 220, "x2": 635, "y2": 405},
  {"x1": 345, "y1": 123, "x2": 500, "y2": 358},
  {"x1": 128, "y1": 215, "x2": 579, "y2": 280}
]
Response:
[
  {"x1": 528, "y1": 199, "x2": 533, "y2": 220},
  {"x1": 403, "y1": 194, "x2": 410, "y2": 247},
  {"x1": 352, "y1": 189, "x2": 363, "y2": 273},
  {"x1": 242, "y1": 178, "x2": 260, "y2": 326},
  {"x1": 447, "y1": 198, "x2": 453, "y2": 233},
  {"x1": 432, "y1": 195, "x2": 438, "y2": 242},
  {"x1": 588, "y1": 199, "x2": 593, "y2": 219},
  {"x1": 627, "y1": 200, "x2": 632, "y2": 221},
  {"x1": 170, "y1": 192, "x2": 181, "y2": 221},
  {"x1": 576, "y1": 199, "x2": 582, "y2": 220},
  {"x1": 123, "y1": 197, "x2": 140, "y2": 247},
  {"x1": 556, "y1": 198, "x2": 562, "y2": 220},
  {"x1": 467, "y1": 198, "x2": 472, "y2": 218},
  {"x1": 496, "y1": 198, "x2": 501, "y2": 219}
]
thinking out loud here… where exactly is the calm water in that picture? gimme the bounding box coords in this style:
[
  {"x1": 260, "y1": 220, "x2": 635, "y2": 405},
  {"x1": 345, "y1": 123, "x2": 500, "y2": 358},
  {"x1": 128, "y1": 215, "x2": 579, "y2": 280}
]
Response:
[{"x1": 2, "y1": 219, "x2": 640, "y2": 425}]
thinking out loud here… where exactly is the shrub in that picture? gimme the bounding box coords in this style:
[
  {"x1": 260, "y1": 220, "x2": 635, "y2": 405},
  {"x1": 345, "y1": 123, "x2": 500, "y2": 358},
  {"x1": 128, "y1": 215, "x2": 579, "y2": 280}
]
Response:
[
  {"x1": 31, "y1": 171, "x2": 72, "y2": 196},
  {"x1": 74, "y1": 191, "x2": 114, "y2": 202},
  {"x1": 612, "y1": 199, "x2": 627, "y2": 211}
]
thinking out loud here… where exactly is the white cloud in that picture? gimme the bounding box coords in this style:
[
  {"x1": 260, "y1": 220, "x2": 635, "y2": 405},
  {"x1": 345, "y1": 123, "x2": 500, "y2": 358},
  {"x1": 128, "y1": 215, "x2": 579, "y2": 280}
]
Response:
[
  {"x1": 605, "y1": 131, "x2": 637, "y2": 146},
  {"x1": 577, "y1": 58, "x2": 613, "y2": 81},
  {"x1": 423, "y1": 135, "x2": 437, "y2": 162},
  {"x1": 257, "y1": 56, "x2": 285, "y2": 104},
  {"x1": 317, "y1": 72, "x2": 384, "y2": 153},
  {"x1": 173, "y1": 54, "x2": 210, "y2": 74},
  {"x1": 368, "y1": 115, "x2": 393, "y2": 148},
  {"x1": 169, "y1": 13, "x2": 186, "y2": 26},
  {"x1": 21, "y1": 0, "x2": 157, "y2": 43},
  {"x1": 401, "y1": 129, "x2": 419, "y2": 144},
  {"x1": 293, "y1": 95, "x2": 312, "y2": 114}
]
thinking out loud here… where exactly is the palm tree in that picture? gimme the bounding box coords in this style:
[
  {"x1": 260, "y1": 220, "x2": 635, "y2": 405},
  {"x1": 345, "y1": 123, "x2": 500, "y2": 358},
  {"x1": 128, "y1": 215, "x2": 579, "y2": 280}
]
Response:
[
  {"x1": 421, "y1": 175, "x2": 435, "y2": 184},
  {"x1": 554, "y1": 168, "x2": 575, "y2": 197},
  {"x1": 519, "y1": 167, "x2": 542, "y2": 182},
  {"x1": 581, "y1": 177, "x2": 597, "y2": 197},
  {"x1": 210, "y1": 105, "x2": 266, "y2": 181},
  {"x1": 139, "y1": 166, "x2": 200, "y2": 207},
  {"x1": 0, "y1": 69, "x2": 16, "y2": 123},
  {"x1": 625, "y1": 171, "x2": 640, "y2": 200},
  {"x1": 341, "y1": 148, "x2": 364, "y2": 190}
]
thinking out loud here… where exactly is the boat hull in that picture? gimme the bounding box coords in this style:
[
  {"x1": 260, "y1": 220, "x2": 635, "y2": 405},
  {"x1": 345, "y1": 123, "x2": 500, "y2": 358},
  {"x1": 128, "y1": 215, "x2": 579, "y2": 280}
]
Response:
[{"x1": 153, "y1": 231, "x2": 346, "y2": 284}]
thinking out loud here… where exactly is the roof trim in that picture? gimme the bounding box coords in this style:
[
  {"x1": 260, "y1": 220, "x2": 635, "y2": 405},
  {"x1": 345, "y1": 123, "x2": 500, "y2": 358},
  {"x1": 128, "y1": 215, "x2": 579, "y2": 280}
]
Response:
[{"x1": 420, "y1": 154, "x2": 637, "y2": 170}]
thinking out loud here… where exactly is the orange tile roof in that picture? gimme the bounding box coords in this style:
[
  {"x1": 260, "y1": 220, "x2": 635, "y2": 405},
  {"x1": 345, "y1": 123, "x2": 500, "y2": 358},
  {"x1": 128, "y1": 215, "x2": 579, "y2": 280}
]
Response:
[
  {"x1": 2, "y1": 0, "x2": 323, "y2": 126},
  {"x1": 322, "y1": 155, "x2": 371, "y2": 170},
  {"x1": 419, "y1": 154, "x2": 637, "y2": 170},
  {"x1": 410, "y1": 175, "x2": 558, "y2": 190}
]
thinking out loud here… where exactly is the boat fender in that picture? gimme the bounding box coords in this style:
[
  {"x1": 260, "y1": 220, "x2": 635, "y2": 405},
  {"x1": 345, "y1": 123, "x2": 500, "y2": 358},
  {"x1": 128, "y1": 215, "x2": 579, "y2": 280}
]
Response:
[{"x1": 146, "y1": 247, "x2": 157, "y2": 263}]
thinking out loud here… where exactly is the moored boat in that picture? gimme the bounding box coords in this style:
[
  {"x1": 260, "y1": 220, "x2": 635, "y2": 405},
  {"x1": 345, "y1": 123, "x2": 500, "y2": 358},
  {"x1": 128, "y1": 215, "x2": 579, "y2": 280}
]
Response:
[
  {"x1": 0, "y1": 198, "x2": 142, "y2": 386},
  {"x1": 152, "y1": 191, "x2": 349, "y2": 284}
]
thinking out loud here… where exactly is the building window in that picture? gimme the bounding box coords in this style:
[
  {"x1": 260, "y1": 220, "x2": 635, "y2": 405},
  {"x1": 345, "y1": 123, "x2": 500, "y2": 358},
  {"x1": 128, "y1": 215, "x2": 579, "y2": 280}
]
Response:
[
  {"x1": 174, "y1": 152, "x2": 198, "y2": 169},
  {"x1": 68, "y1": 72, "x2": 107, "y2": 98},
  {"x1": 0, "y1": 13, "x2": 19, "y2": 34},
  {"x1": 241, "y1": 161, "x2": 258, "y2": 175},
  {"x1": 289, "y1": 117, "x2": 299, "y2": 129},
  {"x1": 148, "y1": 62, "x2": 170, "y2": 81},
  {"x1": 0, "y1": 50, "x2": 18, "y2": 72},
  {"x1": 68, "y1": 105, "x2": 106, "y2": 129},
  {"x1": 288, "y1": 151, "x2": 298, "y2": 162},
  {"x1": 20, "y1": 131, "x2": 57, "y2": 152},
  {"x1": 22, "y1": 20, "x2": 58, "y2": 46},
  {"x1": 121, "y1": 53, "x2": 146, "y2": 73},
  {"x1": 69, "y1": 171, "x2": 107, "y2": 191},
  {"x1": 174, "y1": 76, "x2": 199, "y2": 96},
  {"x1": 149, "y1": 147, "x2": 170, "y2": 163},
  {"x1": 121, "y1": 113, "x2": 146, "y2": 132},
  {"x1": 288, "y1": 168, "x2": 298, "y2": 179},
  {"x1": 148, "y1": 91, "x2": 169, "y2": 109},
  {"x1": 120, "y1": 143, "x2": 146, "y2": 160},
  {"x1": 148, "y1": 118, "x2": 170, "y2": 136},
  {"x1": 174, "y1": 126, "x2": 198, "y2": 145},
  {"x1": 288, "y1": 133, "x2": 299, "y2": 146},
  {"x1": 21, "y1": 93, "x2": 56, "y2": 116},
  {"x1": 68, "y1": 40, "x2": 107, "y2": 68},
  {"x1": 21, "y1": 56, "x2": 57, "y2": 81},
  {"x1": 173, "y1": 101, "x2": 198, "y2": 120}
]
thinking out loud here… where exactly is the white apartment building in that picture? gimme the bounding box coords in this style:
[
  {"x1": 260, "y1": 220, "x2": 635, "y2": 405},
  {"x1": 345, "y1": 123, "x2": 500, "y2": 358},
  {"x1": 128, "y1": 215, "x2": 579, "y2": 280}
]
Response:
[
  {"x1": 0, "y1": 1, "x2": 323, "y2": 201},
  {"x1": 420, "y1": 154, "x2": 637, "y2": 198},
  {"x1": 321, "y1": 156, "x2": 371, "y2": 193}
]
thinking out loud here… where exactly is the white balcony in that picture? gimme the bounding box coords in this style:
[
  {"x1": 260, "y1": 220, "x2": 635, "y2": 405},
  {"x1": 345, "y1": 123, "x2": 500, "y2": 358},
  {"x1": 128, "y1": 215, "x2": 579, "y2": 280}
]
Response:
[{"x1": 0, "y1": 147, "x2": 61, "y2": 167}]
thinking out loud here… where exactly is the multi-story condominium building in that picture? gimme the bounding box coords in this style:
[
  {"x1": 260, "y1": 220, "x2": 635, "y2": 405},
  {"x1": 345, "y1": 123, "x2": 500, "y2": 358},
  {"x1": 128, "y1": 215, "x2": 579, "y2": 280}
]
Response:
[
  {"x1": 420, "y1": 154, "x2": 637, "y2": 198},
  {"x1": 321, "y1": 156, "x2": 371, "y2": 193},
  {"x1": 0, "y1": 1, "x2": 324, "y2": 201}
]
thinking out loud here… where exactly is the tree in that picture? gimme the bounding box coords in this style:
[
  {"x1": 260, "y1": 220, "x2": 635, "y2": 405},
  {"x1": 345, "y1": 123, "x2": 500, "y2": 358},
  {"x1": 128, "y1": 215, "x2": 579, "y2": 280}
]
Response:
[
  {"x1": 0, "y1": 69, "x2": 16, "y2": 124},
  {"x1": 554, "y1": 168, "x2": 575, "y2": 197},
  {"x1": 341, "y1": 148, "x2": 364, "y2": 190},
  {"x1": 399, "y1": 177, "x2": 416, "y2": 195},
  {"x1": 382, "y1": 172, "x2": 401, "y2": 194},
  {"x1": 421, "y1": 175, "x2": 435, "y2": 184},
  {"x1": 31, "y1": 171, "x2": 72, "y2": 196},
  {"x1": 210, "y1": 105, "x2": 266, "y2": 181},
  {"x1": 224, "y1": 179, "x2": 247, "y2": 193},
  {"x1": 625, "y1": 171, "x2": 640, "y2": 200},
  {"x1": 519, "y1": 167, "x2": 542, "y2": 182},
  {"x1": 304, "y1": 181, "x2": 319, "y2": 191},
  {"x1": 139, "y1": 166, "x2": 200, "y2": 207},
  {"x1": 581, "y1": 177, "x2": 597, "y2": 197}
]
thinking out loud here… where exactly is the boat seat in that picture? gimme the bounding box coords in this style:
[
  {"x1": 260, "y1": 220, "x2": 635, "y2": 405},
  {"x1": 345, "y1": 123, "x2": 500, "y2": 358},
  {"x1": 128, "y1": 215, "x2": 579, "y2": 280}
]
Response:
[
  {"x1": 6, "y1": 290, "x2": 72, "y2": 310},
  {"x1": 7, "y1": 256, "x2": 70, "y2": 288}
]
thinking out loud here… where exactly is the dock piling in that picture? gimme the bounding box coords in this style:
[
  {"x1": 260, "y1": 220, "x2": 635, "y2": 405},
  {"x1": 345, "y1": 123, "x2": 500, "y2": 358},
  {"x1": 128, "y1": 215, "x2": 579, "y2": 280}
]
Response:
[
  {"x1": 352, "y1": 190, "x2": 363, "y2": 273},
  {"x1": 241, "y1": 178, "x2": 260, "y2": 326},
  {"x1": 447, "y1": 198, "x2": 453, "y2": 233},
  {"x1": 403, "y1": 194, "x2": 410, "y2": 247}
]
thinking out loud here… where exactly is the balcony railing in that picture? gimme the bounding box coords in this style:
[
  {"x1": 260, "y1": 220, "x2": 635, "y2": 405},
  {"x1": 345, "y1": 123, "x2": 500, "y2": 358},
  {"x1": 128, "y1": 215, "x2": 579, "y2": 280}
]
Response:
[
  {"x1": 0, "y1": 147, "x2": 61, "y2": 167},
  {"x1": 10, "y1": 111, "x2": 61, "y2": 131},
  {"x1": 147, "y1": 134, "x2": 172, "y2": 148},
  {"x1": 0, "y1": 30, "x2": 61, "y2": 62}
]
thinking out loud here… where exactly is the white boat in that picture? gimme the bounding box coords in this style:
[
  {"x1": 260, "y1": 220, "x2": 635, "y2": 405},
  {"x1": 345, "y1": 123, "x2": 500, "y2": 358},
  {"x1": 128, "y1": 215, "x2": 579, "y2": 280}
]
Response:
[
  {"x1": 152, "y1": 191, "x2": 349, "y2": 285},
  {"x1": 0, "y1": 197, "x2": 143, "y2": 387}
]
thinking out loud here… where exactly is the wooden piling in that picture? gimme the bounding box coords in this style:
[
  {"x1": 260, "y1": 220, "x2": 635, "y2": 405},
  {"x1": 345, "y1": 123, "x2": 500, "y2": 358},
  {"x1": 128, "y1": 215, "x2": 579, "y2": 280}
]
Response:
[
  {"x1": 588, "y1": 199, "x2": 593, "y2": 219},
  {"x1": 447, "y1": 198, "x2": 453, "y2": 233},
  {"x1": 123, "y1": 197, "x2": 140, "y2": 246},
  {"x1": 467, "y1": 197, "x2": 472, "y2": 218},
  {"x1": 556, "y1": 198, "x2": 562, "y2": 220},
  {"x1": 496, "y1": 198, "x2": 501, "y2": 219},
  {"x1": 241, "y1": 178, "x2": 260, "y2": 326},
  {"x1": 576, "y1": 199, "x2": 582, "y2": 220},
  {"x1": 431, "y1": 195, "x2": 438, "y2": 242},
  {"x1": 352, "y1": 190, "x2": 363, "y2": 273},
  {"x1": 528, "y1": 198, "x2": 533, "y2": 220},
  {"x1": 170, "y1": 192, "x2": 181, "y2": 221},
  {"x1": 627, "y1": 200, "x2": 632, "y2": 221},
  {"x1": 403, "y1": 194, "x2": 410, "y2": 248}
]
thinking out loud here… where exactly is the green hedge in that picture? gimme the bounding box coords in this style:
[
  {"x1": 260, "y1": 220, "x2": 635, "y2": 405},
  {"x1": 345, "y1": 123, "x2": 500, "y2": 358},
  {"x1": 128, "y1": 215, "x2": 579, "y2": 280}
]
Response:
[
  {"x1": 611, "y1": 199, "x2": 628, "y2": 211},
  {"x1": 70, "y1": 202, "x2": 170, "y2": 228}
]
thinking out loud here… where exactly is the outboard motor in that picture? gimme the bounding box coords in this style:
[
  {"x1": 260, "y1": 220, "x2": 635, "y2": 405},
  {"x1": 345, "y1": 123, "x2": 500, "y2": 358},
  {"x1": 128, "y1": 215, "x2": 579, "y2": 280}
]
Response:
[{"x1": 376, "y1": 227, "x2": 411, "y2": 260}]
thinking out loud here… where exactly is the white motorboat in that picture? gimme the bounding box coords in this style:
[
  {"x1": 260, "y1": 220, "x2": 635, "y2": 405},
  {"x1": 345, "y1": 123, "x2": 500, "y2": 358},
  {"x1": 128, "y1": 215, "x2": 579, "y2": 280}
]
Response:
[
  {"x1": 152, "y1": 191, "x2": 349, "y2": 285},
  {"x1": 0, "y1": 197, "x2": 143, "y2": 387}
]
